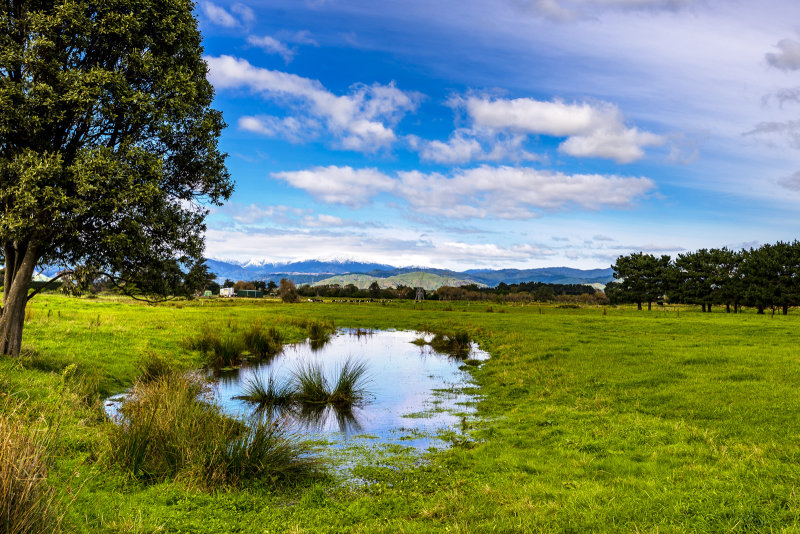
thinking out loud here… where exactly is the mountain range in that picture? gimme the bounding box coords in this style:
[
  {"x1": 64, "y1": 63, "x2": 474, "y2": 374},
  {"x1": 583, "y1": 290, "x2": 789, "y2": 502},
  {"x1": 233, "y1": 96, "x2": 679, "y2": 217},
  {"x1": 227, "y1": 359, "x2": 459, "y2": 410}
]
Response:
[{"x1": 205, "y1": 259, "x2": 614, "y2": 289}]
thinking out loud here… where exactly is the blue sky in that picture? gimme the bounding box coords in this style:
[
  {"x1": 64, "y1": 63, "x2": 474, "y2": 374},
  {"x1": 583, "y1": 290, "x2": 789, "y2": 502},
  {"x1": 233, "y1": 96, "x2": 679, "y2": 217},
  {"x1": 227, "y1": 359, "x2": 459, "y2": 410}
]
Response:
[{"x1": 197, "y1": 0, "x2": 800, "y2": 270}]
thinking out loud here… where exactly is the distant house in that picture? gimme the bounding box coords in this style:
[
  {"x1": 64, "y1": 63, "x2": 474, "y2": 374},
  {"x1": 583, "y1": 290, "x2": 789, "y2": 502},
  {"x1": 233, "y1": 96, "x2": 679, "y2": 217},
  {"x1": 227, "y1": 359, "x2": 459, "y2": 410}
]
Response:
[
  {"x1": 203, "y1": 290, "x2": 212, "y2": 297},
  {"x1": 236, "y1": 289, "x2": 263, "y2": 298},
  {"x1": 219, "y1": 287, "x2": 235, "y2": 297}
]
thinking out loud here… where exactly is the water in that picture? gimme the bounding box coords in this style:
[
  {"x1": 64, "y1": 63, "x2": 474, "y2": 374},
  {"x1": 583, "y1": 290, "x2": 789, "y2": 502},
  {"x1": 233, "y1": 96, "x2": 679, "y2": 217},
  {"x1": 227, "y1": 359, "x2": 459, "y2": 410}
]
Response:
[
  {"x1": 213, "y1": 329, "x2": 488, "y2": 450},
  {"x1": 104, "y1": 329, "x2": 489, "y2": 451}
]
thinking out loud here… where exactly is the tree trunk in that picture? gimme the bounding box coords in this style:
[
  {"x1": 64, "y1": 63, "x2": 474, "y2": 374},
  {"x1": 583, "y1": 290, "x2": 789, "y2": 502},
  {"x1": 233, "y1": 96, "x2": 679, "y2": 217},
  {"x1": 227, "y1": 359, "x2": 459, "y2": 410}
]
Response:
[
  {"x1": 757, "y1": 305, "x2": 764, "y2": 315},
  {"x1": 647, "y1": 301, "x2": 652, "y2": 311},
  {"x1": 0, "y1": 243, "x2": 38, "y2": 357},
  {"x1": 783, "y1": 304, "x2": 789, "y2": 315},
  {"x1": 726, "y1": 303, "x2": 730, "y2": 313},
  {"x1": 637, "y1": 301, "x2": 642, "y2": 311},
  {"x1": 701, "y1": 303, "x2": 706, "y2": 313}
]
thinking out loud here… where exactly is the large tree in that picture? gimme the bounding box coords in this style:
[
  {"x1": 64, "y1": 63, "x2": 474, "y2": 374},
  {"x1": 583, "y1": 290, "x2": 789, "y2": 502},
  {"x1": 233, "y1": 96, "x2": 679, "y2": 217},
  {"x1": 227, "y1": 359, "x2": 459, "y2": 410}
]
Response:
[{"x1": 0, "y1": 0, "x2": 232, "y2": 355}]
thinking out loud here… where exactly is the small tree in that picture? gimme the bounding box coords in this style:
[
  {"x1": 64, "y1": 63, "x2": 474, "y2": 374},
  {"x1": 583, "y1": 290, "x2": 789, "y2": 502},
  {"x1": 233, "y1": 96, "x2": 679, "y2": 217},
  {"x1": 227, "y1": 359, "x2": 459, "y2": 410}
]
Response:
[{"x1": 278, "y1": 279, "x2": 300, "y2": 303}]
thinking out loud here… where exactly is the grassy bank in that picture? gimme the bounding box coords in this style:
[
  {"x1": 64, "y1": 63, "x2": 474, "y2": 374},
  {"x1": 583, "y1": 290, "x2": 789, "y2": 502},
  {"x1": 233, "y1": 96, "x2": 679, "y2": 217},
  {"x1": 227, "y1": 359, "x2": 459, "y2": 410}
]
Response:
[{"x1": 4, "y1": 295, "x2": 800, "y2": 532}]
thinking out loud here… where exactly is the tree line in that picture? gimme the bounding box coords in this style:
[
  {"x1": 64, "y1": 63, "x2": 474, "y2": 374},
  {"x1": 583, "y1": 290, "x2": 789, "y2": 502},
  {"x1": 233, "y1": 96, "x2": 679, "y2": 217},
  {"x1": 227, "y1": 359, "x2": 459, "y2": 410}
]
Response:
[{"x1": 608, "y1": 242, "x2": 800, "y2": 314}]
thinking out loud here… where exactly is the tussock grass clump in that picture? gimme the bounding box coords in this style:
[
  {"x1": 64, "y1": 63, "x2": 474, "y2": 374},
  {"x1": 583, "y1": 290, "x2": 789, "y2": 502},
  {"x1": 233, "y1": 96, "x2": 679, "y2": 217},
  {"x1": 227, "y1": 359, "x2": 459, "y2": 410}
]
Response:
[
  {"x1": 185, "y1": 323, "x2": 285, "y2": 368},
  {"x1": 0, "y1": 414, "x2": 61, "y2": 534},
  {"x1": 184, "y1": 330, "x2": 244, "y2": 368},
  {"x1": 429, "y1": 331, "x2": 473, "y2": 358},
  {"x1": 242, "y1": 326, "x2": 283, "y2": 361},
  {"x1": 329, "y1": 359, "x2": 369, "y2": 406},
  {"x1": 135, "y1": 351, "x2": 174, "y2": 383},
  {"x1": 293, "y1": 362, "x2": 329, "y2": 403},
  {"x1": 234, "y1": 374, "x2": 295, "y2": 406},
  {"x1": 108, "y1": 372, "x2": 320, "y2": 488},
  {"x1": 307, "y1": 320, "x2": 334, "y2": 342},
  {"x1": 293, "y1": 358, "x2": 370, "y2": 407}
]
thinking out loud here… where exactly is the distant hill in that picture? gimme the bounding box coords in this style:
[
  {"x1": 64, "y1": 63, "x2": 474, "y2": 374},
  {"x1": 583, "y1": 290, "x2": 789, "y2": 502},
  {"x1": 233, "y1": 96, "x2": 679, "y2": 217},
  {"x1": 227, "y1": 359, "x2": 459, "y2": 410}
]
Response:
[
  {"x1": 463, "y1": 267, "x2": 614, "y2": 286},
  {"x1": 311, "y1": 271, "x2": 487, "y2": 291},
  {"x1": 204, "y1": 258, "x2": 614, "y2": 288}
]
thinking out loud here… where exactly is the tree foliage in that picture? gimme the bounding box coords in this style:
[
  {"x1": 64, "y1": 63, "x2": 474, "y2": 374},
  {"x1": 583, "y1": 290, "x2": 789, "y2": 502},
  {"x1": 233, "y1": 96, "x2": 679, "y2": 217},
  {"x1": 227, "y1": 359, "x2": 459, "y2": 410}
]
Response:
[{"x1": 611, "y1": 242, "x2": 800, "y2": 314}]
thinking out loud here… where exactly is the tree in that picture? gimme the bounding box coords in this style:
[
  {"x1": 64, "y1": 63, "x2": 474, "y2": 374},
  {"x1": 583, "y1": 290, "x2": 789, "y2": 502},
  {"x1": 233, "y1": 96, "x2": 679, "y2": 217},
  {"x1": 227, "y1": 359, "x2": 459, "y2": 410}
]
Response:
[
  {"x1": 611, "y1": 253, "x2": 670, "y2": 310},
  {"x1": 278, "y1": 279, "x2": 300, "y2": 303},
  {"x1": 368, "y1": 281, "x2": 381, "y2": 298},
  {"x1": 0, "y1": 1, "x2": 231, "y2": 355}
]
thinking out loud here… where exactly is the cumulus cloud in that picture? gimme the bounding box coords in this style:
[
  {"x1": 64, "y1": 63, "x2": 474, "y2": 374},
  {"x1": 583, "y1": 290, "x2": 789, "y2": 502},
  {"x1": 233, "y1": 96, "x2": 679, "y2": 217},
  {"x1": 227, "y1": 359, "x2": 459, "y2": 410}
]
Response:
[
  {"x1": 410, "y1": 128, "x2": 541, "y2": 164},
  {"x1": 766, "y1": 39, "x2": 800, "y2": 71},
  {"x1": 201, "y1": 2, "x2": 254, "y2": 28},
  {"x1": 461, "y1": 96, "x2": 663, "y2": 163},
  {"x1": 206, "y1": 55, "x2": 419, "y2": 151},
  {"x1": 272, "y1": 166, "x2": 396, "y2": 207},
  {"x1": 271, "y1": 164, "x2": 655, "y2": 218}
]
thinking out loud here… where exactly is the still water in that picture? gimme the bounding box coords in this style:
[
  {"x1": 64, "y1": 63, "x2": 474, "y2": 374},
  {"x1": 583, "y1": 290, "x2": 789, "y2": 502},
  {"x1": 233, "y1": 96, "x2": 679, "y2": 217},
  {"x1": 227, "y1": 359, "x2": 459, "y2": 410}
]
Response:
[{"x1": 213, "y1": 329, "x2": 488, "y2": 450}]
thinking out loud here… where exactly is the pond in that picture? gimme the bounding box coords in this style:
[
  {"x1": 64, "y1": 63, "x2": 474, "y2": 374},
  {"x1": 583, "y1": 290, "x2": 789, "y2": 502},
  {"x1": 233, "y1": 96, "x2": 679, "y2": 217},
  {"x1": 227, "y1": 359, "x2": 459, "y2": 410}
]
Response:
[{"x1": 212, "y1": 329, "x2": 488, "y2": 450}]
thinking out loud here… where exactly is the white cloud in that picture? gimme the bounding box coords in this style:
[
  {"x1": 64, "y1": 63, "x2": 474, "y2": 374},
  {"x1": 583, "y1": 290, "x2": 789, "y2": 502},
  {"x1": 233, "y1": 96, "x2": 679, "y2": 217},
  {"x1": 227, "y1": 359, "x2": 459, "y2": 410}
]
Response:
[
  {"x1": 411, "y1": 128, "x2": 541, "y2": 164},
  {"x1": 272, "y1": 166, "x2": 396, "y2": 207},
  {"x1": 204, "y1": 227, "x2": 560, "y2": 269},
  {"x1": 238, "y1": 115, "x2": 321, "y2": 142},
  {"x1": 231, "y1": 4, "x2": 255, "y2": 25},
  {"x1": 247, "y1": 35, "x2": 295, "y2": 63},
  {"x1": 201, "y1": 2, "x2": 254, "y2": 28},
  {"x1": 559, "y1": 126, "x2": 664, "y2": 162},
  {"x1": 271, "y1": 164, "x2": 655, "y2": 218},
  {"x1": 766, "y1": 39, "x2": 800, "y2": 71},
  {"x1": 206, "y1": 55, "x2": 419, "y2": 151},
  {"x1": 461, "y1": 96, "x2": 664, "y2": 163}
]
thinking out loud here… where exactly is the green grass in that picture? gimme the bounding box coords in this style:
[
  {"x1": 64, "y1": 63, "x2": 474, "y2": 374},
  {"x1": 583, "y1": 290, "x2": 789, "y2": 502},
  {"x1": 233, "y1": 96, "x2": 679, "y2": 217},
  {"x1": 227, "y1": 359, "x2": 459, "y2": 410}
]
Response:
[{"x1": 7, "y1": 295, "x2": 800, "y2": 531}]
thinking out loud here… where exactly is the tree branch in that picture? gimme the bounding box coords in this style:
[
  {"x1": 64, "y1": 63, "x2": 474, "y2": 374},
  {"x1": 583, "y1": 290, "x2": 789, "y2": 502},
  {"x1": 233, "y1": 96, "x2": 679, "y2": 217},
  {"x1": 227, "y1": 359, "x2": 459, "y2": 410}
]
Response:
[{"x1": 26, "y1": 270, "x2": 74, "y2": 302}]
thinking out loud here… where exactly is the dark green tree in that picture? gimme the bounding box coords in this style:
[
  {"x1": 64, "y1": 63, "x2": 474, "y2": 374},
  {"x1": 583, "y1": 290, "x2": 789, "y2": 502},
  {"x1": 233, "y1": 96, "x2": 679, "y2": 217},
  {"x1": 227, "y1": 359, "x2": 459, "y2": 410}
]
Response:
[
  {"x1": 611, "y1": 253, "x2": 670, "y2": 310},
  {"x1": 0, "y1": 0, "x2": 231, "y2": 355},
  {"x1": 368, "y1": 281, "x2": 381, "y2": 298}
]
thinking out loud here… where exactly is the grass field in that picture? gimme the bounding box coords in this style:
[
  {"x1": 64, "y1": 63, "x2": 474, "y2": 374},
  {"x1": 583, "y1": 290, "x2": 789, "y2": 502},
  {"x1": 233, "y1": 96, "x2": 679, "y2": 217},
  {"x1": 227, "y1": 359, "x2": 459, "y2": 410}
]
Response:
[{"x1": 4, "y1": 295, "x2": 800, "y2": 532}]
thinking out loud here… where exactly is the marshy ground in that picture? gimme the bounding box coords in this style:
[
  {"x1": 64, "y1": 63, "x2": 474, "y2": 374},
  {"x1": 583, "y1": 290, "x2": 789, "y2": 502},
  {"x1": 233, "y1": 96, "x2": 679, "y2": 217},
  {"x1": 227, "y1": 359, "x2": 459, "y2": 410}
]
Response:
[{"x1": 4, "y1": 295, "x2": 800, "y2": 532}]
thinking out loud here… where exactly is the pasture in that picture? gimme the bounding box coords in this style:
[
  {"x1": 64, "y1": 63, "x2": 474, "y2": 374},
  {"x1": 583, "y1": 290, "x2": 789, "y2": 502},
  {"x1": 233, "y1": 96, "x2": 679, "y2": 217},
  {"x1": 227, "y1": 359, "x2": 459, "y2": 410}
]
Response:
[{"x1": 4, "y1": 295, "x2": 800, "y2": 532}]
